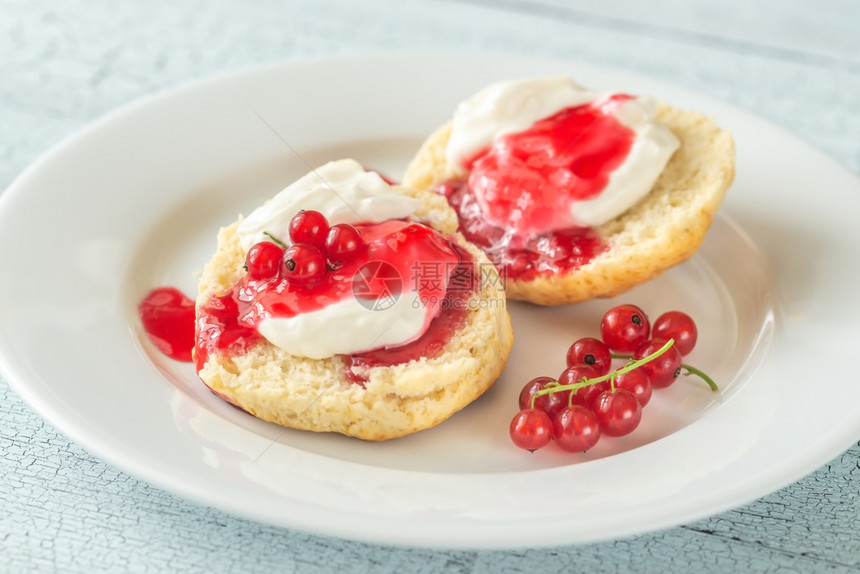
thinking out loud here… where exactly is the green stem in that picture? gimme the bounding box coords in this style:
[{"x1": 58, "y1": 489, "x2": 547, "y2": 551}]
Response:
[
  {"x1": 611, "y1": 351, "x2": 718, "y2": 392},
  {"x1": 263, "y1": 231, "x2": 287, "y2": 248},
  {"x1": 533, "y1": 339, "x2": 676, "y2": 401},
  {"x1": 529, "y1": 381, "x2": 562, "y2": 410},
  {"x1": 681, "y1": 363, "x2": 718, "y2": 391}
]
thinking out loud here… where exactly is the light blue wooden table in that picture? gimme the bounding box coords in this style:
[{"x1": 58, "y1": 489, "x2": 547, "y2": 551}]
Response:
[{"x1": 2, "y1": 1, "x2": 858, "y2": 571}]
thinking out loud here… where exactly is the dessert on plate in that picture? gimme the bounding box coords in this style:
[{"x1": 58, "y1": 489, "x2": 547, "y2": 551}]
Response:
[
  {"x1": 403, "y1": 76, "x2": 735, "y2": 305},
  {"x1": 194, "y1": 159, "x2": 513, "y2": 441}
]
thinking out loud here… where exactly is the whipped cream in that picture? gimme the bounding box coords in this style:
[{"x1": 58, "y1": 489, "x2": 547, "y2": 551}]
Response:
[
  {"x1": 257, "y1": 283, "x2": 430, "y2": 360},
  {"x1": 446, "y1": 76, "x2": 596, "y2": 170},
  {"x1": 446, "y1": 77, "x2": 679, "y2": 231},
  {"x1": 237, "y1": 158, "x2": 420, "y2": 251},
  {"x1": 236, "y1": 160, "x2": 456, "y2": 361}
]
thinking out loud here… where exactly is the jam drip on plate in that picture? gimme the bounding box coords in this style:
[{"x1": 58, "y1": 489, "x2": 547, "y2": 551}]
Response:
[{"x1": 138, "y1": 287, "x2": 197, "y2": 362}]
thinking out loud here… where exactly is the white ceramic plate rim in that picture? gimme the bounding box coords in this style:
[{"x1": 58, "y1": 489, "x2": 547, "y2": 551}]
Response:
[{"x1": 1, "y1": 52, "x2": 859, "y2": 549}]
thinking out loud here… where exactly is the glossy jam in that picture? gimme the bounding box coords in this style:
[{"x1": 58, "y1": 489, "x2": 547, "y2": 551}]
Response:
[
  {"x1": 443, "y1": 96, "x2": 636, "y2": 280},
  {"x1": 138, "y1": 287, "x2": 196, "y2": 362},
  {"x1": 344, "y1": 244, "x2": 476, "y2": 384},
  {"x1": 194, "y1": 291, "x2": 262, "y2": 371},
  {"x1": 462, "y1": 94, "x2": 634, "y2": 234},
  {"x1": 194, "y1": 220, "x2": 473, "y2": 378},
  {"x1": 440, "y1": 179, "x2": 607, "y2": 281}
]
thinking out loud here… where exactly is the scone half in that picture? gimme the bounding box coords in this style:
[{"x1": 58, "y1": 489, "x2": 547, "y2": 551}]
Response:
[
  {"x1": 403, "y1": 104, "x2": 735, "y2": 306},
  {"x1": 195, "y1": 186, "x2": 513, "y2": 441}
]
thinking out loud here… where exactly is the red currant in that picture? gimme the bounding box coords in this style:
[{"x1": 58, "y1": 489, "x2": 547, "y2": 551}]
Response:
[
  {"x1": 509, "y1": 409, "x2": 553, "y2": 452},
  {"x1": 566, "y1": 337, "x2": 612, "y2": 375},
  {"x1": 570, "y1": 379, "x2": 611, "y2": 409},
  {"x1": 557, "y1": 364, "x2": 602, "y2": 408},
  {"x1": 282, "y1": 244, "x2": 326, "y2": 286},
  {"x1": 508, "y1": 304, "x2": 717, "y2": 454},
  {"x1": 518, "y1": 376, "x2": 565, "y2": 419},
  {"x1": 593, "y1": 389, "x2": 642, "y2": 437},
  {"x1": 600, "y1": 304, "x2": 650, "y2": 353},
  {"x1": 245, "y1": 241, "x2": 285, "y2": 280},
  {"x1": 552, "y1": 405, "x2": 601, "y2": 452},
  {"x1": 557, "y1": 364, "x2": 599, "y2": 387},
  {"x1": 325, "y1": 223, "x2": 365, "y2": 265},
  {"x1": 652, "y1": 311, "x2": 698, "y2": 356},
  {"x1": 634, "y1": 338, "x2": 683, "y2": 388},
  {"x1": 288, "y1": 210, "x2": 329, "y2": 249},
  {"x1": 614, "y1": 367, "x2": 652, "y2": 407}
]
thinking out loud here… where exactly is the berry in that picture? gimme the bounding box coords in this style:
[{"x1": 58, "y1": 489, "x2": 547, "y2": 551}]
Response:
[
  {"x1": 571, "y1": 380, "x2": 611, "y2": 409},
  {"x1": 558, "y1": 365, "x2": 605, "y2": 409},
  {"x1": 652, "y1": 311, "x2": 698, "y2": 356},
  {"x1": 614, "y1": 368, "x2": 652, "y2": 407},
  {"x1": 592, "y1": 389, "x2": 642, "y2": 437},
  {"x1": 600, "y1": 304, "x2": 650, "y2": 353},
  {"x1": 282, "y1": 244, "x2": 326, "y2": 286},
  {"x1": 509, "y1": 409, "x2": 553, "y2": 452},
  {"x1": 566, "y1": 337, "x2": 612, "y2": 375},
  {"x1": 634, "y1": 338, "x2": 683, "y2": 388},
  {"x1": 288, "y1": 210, "x2": 329, "y2": 249},
  {"x1": 518, "y1": 376, "x2": 565, "y2": 419},
  {"x1": 557, "y1": 364, "x2": 598, "y2": 387},
  {"x1": 552, "y1": 406, "x2": 601, "y2": 452},
  {"x1": 506, "y1": 302, "x2": 716, "y2": 454},
  {"x1": 325, "y1": 223, "x2": 365, "y2": 265},
  {"x1": 245, "y1": 241, "x2": 285, "y2": 280}
]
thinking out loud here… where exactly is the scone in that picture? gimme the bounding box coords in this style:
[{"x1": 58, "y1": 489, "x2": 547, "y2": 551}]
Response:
[
  {"x1": 403, "y1": 77, "x2": 735, "y2": 306},
  {"x1": 194, "y1": 159, "x2": 513, "y2": 441}
]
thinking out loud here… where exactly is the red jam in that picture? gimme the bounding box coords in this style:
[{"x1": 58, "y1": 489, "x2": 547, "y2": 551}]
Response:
[
  {"x1": 444, "y1": 95, "x2": 636, "y2": 280},
  {"x1": 440, "y1": 179, "x2": 607, "y2": 281},
  {"x1": 193, "y1": 220, "x2": 475, "y2": 378},
  {"x1": 194, "y1": 290, "x2": 262, "y2": 371},
  {"x1": 344, "y1": 244, "x2": 476, "y2": 383},
  {"x1": 138, "y1": 287, "x2": 196, "y2": 362}
]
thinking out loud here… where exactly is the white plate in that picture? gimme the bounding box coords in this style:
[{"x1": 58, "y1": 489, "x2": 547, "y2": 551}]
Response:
[{"x1": 1, "y1": 53, "x2": 859, "y2": 549}]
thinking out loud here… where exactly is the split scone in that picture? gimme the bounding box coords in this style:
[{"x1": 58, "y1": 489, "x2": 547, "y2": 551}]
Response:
[
  {"x1": 403, "y1": 77, "x2": 735, "y2": 306},
  {"x1": 194, "y1": 159, "x2": 513, "y2": 441}
]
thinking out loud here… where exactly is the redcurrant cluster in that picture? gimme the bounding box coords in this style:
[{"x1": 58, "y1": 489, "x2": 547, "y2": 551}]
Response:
[
  {"x1": 509, "y1": 304, "x2": 715, "y2": 453},
  {"x1": 244, "y1": 210, "x2": 365, "y2": 286}
]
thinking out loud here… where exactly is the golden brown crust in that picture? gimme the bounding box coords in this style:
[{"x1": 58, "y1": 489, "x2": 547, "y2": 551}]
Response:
[
  {"x1": 402, "y1": 105, "x2": 735, "y2": 306},
  {"x1": 195, "y1": 187, "x2": 513, "y2": 441}
]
